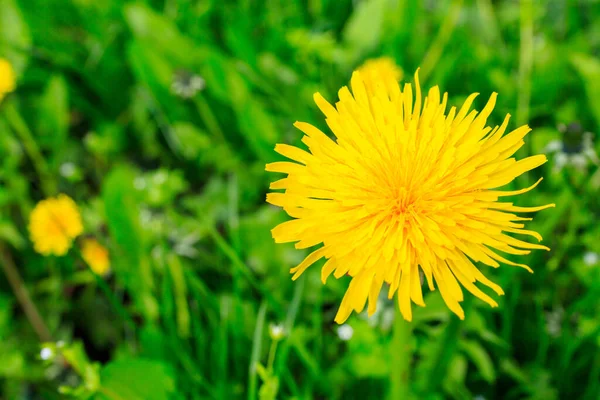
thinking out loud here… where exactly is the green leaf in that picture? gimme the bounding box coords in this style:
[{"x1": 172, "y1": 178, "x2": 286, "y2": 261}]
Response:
[
  {"x1": 235, "y1": 97, "x2": 278, "y2": 161},
  {"x1": 96, "y1": 358, "x2": 176, "y2": 400},
  {"x1": 102, "y1": 167, "x2": 158, "y2": 322},
  {"x1": 0, "y1": 219, "x2": 24, "y2": 249},
  {"x1": 37, "y1": 75, "x2": 69, "y2": 157},
  {"x1": 443, "y1": 354, "x2": 471, "y2": 400},
  {"x1": 201, "y1": 52, "x2": 249, "y2": 105},
  {"x1": 59, "y1": 342, "x2": 101, "y2": 393},
  {"x1": 343, "y1": 0, "x2": 387, "y2": 61},
  {"x1": 570, "y1": 54, "x2": 600, "y2": 129},
  {"x1": 124, "y1": 3, "x2": 206, "y2": 67},
  {"x1": 460, "y1": 339, "x2": 496, "y2": 383},
  {"x1": 412, "y1": 291, "x2": 451, "y2": 324},
  {"x1": 500, "y1": 358, "x2": 528, "y2": 385},
  {"x1": 347, "y1": 320, "x2": 390, "y2": 378},
  {"x1": 171, "y1": 122, "x2": 211, "y2": 160},
  {"x1": 166, "y1": 254, "x2": 190, "y2": 338},
  {"x1": 0, "y1": 0, "x2": 31, "y2": 74},
  {"x1": 127, "y1": 41, "x2": 173, "y2": 96},
  {"x1": 139, "y1": 325, "x2": 168, "y2": 360}
]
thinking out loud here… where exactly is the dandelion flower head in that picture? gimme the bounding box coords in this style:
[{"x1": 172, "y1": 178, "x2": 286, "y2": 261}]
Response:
[
  {"x1": 357, "y1": 57, "x2": 403, "y2": 98},
  {"x1": 266, "y1": 63, "x2": 554, "y2": 324},
  {"x1": 0, "y1": 58, "x2": 16, "y2": 102},
  {"x1": 29, "y1": 195, "x2": 84, "y2": 256},
  {"x1": 81, "y1": 238, "x2": 110, "y2": 276}
]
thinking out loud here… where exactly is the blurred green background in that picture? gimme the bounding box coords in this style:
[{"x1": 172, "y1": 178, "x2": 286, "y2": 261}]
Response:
[{"x1": 1, "y1": 0, "x2": 600, "y2": 399}]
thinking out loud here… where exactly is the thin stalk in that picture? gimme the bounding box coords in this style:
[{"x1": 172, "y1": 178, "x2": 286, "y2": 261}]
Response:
[
  {"x1": 91, "y1": 270, "x2": 137, "y2": 334},
  {"x1": 248, "y1": 302, "x2": 267, "y2": 400},
  {"x1": 389, "y1": 309, "x2": 413, "y2": 400},
  {"x1": 0, "y1": 243, "x2": 52, "y2": 342},
  {"x1": 427, "y1": 296, "x2": 473, "y2": 392},
  {"x1": 228, "y1": 173, "x2": 244, "y2": 378},
  {"x1": 476, "y1": 0, "x2": 506, "y2": 49},
  {"x1": 267, "y1": 339, "x2": 279, "y2": 372},
  {"x1": 72, "y1": 246, "x2": 137, "y2": 335},
  {"x1": 3, "y1": 103, "x2": 55, "y2": 196},
  {"x1": 583, "y1": 337, "x2": 600, "y2": 399},
  {"x1": 195, "y1": 96, "x2": 228, "y2": 145},
  {"x1": 312, "y1": 282, "x2": 323, "y2": 378},
  {"x1": 205, "y1": 224, "x2": 283, "y2": 316},
  {"x1": 274, "y1": 275, "x2": 305, "y2": 396},
  {"x1": 284, "y1": 273, "x2": 304, "y2": 332},
  {"x1": 419, "y1": 0, "x2": 464, "y2": 82},
  {"x1": 275, "y1": 274, "x2": 305, "y2": 376},
  {"x1": 517, "y1": 0, "x2": 533, "y2": 128}
]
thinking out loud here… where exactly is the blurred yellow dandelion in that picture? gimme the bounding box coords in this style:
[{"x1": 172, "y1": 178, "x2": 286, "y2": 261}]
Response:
[
  {"x1": 266, "y1": 67, "x2": 554, "y2": 324},
  {"x1": 29, "y1": 195, "x2": 83, "y2": 256},
  {"x1": 357, "y1": 57, "x2": 403, "y2": 98},
  {"x1": 81, "y1": 238, "x2": 110, "y2": 276},
  {"x1": 0, "y1": 58, "x2": 16, "y2": 102}
]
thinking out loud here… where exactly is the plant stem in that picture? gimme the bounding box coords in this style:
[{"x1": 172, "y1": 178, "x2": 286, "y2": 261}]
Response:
[
  {"x1": 427, "y1": 296, "x2": 473, "y2": 392},
  {"x1": 0, "y1": 243, "x2": 52, "y2": 342},
  {"x1": 517, "y1": 0, "x2": 533, "y2": 128},
  {"x1": 267, "y1": 339, "x2": 279, "y2": 372},
  {"x1": 274, "y1": 274, "x2": 305, "y2": 376},
  {"x1": 205, "y1": 224, "x2": 283, "y2": 316},
  {"x1": 248, "y1": 301, "x2": 267, "y2": 400},
  {"x1": 195, "y1": 95, "x2": 228, "y2": 144},
  {"x1": 3, "y1": 103, "x2": 56, "y2": 196},
  {"x1": 91, "y1": 270, "x2": 137, "y2": 334},
  {"x1": 419, "y1": 0, "x2": 463, "y2": 82},
  {"x1": 389, "y1": 309, "x2": 413, "y2": 400}
]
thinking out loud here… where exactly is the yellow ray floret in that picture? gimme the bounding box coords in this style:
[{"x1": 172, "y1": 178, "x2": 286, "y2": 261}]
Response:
[
  {"x1": 266, "y1": 63, "x2": 554, "y2": 324},
  {"x1": 29, "y1": 194, "x2": 84, "y2": 256}
]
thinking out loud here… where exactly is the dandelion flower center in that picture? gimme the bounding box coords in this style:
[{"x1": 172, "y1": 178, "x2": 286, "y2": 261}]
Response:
[{"x1": 266, "y1": 65, "x2": 554, "y2": 324}]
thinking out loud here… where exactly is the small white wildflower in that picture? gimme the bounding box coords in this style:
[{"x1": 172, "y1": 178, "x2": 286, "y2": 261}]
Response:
[
  {"x1": 547, "y1": 124, "x2": 599, "y2": 172},
  {"x1": 545, "y1": 307, "x2": 564, "y2": 338},
  {"x1": 153, "y1": 171, "x2": 168, "y2": 185},
  {"x1": 473, "y1": 395, "x2": 486, "y2": 400},
  {"x1": 40, "y1": 346, "x2": 54, "y2": 360},
  {"x1": 189, "y1": 76, "x2": 205, "y2": 91},
  {"x1": 151, "y1": 245, "x2": 164, "y2": 262},
  {"x1": 269, "y1": 323, "x2": 285, "y2": 341},
  {"x1": 59, "y1": 162, "x2": 76, "y2": 178},
  {"x1": 174, "y1": 243, "x2": 199, "y2": 258},
  {"x1": 381, "y1": 307, "x2": 395, "y2": 332},
  {"x1": 544, "y1": 140, "x2": 562, "y2": 153},
  {"x1": 139, "y1": 209, "x2": 152, "y2": 225},
  {"x1": 553, "y1": 152, "x2": 568, "y2": 172},
  {"x1": 363, "y1": 298, "x2": 383, "y2": 327},
  {"x1": 134, "y1": 177, "x2": 146, "y2": 190},
  {"x1": 570, "y1": 154, "x2": 588, "y2": 170},
  {"x1": 171, "y1": 70, "x2": 205, "y2": 99},
  {"x1": 583, "y1": 252, "x2": 599, "y2": 266},
  {"x1": 337, "y1": 324, "x2": 354, "y2": 341}
]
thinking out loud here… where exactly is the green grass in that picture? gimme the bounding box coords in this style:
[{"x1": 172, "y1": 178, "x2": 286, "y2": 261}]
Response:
[{"x1": 1, "y1": 0, "x2": 600, "y2": 399}]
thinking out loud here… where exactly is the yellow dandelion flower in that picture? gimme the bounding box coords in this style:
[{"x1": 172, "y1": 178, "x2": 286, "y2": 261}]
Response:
[
  {"x1": 81, "y1": 238, "x2": 110, "y2": 276},
  {"x1": 29, "y1": 195, "x2": 84, "y2": 256},
  {"x1": 266, "y1": 68, "x2": 554, "y2": 324},
  {"x1": 0, "y1": 58, "x2": 16, "y2": 102},
  {"x1": 357, "y1": 57, "x2": 403, "y2": 98}
]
